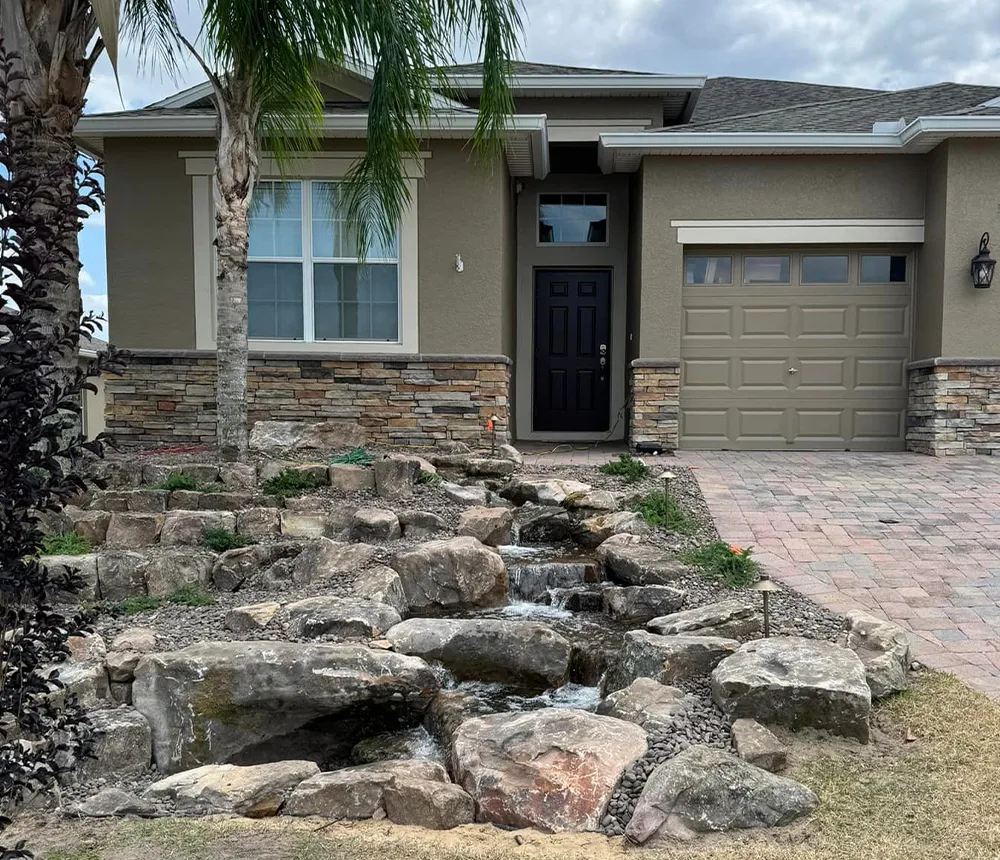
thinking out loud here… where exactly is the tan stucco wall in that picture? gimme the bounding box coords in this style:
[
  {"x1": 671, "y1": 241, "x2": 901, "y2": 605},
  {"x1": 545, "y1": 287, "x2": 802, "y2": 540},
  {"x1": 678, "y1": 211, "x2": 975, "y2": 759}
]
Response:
[
  {"x1": 104, "y1": 138, "x2": 200, "y2": 349},
  {"x1": 914, "y1": 145, "x2": 948, "y2": 359},
  {"x1": 626, "y1": 170, "x2": 643, "y2": 363},
  {"x1": 416, "y1": 141, "x2": 509, "y2": 354},
  {"x1": 932, "y1": 140, "x2": 1000, "y2": 357},
  {"x1": 637, "y1": 154, "x2": 928, "y2": 358}
]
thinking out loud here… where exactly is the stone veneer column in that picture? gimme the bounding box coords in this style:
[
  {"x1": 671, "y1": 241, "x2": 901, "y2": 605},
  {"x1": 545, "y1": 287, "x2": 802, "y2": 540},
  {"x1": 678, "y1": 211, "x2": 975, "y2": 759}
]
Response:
[
  {"x1": 907, "y1": 359, "x2": 1000, "y2": 455},
  {"x1": 628, "y1": 359, "x2": 680, "y2": 451},
  {"x1": 105, "y1": 350, "x2": 511, "y2": 449}
]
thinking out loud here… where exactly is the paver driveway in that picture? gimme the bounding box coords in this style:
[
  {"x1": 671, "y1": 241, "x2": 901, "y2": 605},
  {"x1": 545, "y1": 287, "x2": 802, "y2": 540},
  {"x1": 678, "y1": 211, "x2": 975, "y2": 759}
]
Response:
[{"x1": 680, "y1": 451, "x2": 1000, "y2": 699}]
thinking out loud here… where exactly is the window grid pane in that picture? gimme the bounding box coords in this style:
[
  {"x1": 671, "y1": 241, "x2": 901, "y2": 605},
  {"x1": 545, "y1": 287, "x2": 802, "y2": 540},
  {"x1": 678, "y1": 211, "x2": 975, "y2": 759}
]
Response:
[
  {"x1": 248, "y1": 181, "x2": 302, "y2": 258},
  {"x1": 314, "y1": 263, "x2": 399, "y2": 341},
  {"x1": 801, "y1": 255, "x2": 849, "y2": 284},
  {"x1": 744, "y1": 256, "x2": 791, "y2": 284},
  {"x1": 685, "y1": 256, "x2": 733, "y2": 285},
  {"x1": 860, "y1": 254, "x2": 907, "y2": 283},
  {"x1": 539, "y1": 193, "x2": 608, "y2": 244},
  {"x1": 247, "y1": 262, "x2": 304, "y2": 339}
]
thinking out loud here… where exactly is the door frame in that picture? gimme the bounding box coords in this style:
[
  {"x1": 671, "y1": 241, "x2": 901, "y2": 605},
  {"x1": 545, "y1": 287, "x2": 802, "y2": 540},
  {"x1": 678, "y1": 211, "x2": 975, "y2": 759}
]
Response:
[{"x1": 516, "y1": 265, "x2": 626, "y2": 442}]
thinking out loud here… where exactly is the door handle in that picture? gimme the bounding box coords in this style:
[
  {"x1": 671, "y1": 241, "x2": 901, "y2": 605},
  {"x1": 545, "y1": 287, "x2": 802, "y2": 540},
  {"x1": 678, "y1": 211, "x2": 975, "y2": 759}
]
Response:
[
  {"x1": 788, "y1": 367, "x2": 798, "y2": 374},
  {"x1": 600, "y1": 356, "x2": 607, "y2": 368}
]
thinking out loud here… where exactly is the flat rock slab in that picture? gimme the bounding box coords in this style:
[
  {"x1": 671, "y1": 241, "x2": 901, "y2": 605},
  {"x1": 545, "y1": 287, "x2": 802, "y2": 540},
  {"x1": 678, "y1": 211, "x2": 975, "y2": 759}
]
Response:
[
  {"x1": 144, "y1": 760, "x2": 320, "y2": 817},
  {"x1": 712, "y1": 636, "x2": 872, "y2": 742},
  {"x1": 647, "y1": 598, "x2": 761, "y2": 638},
  {"x1": 133, "y1": 642, "x2": 438, "y2": 773},
  {"x1": 457, "y1": 507, "x2": 514, "y2": 547},
  {"x1": 625, "y1": 746, "x2": 817, "y2": 843},
  {"x1": 384, "y1": 778, "x2": 475, "y2": 830},
  {"x1": 732, "y1": 718, "x2": 788, "y2": 773},
  {"x1": 603, "y1": 545, "x2": 690, "y2": 586},
  {"x1": 596, "y1": 678, "x2": 697, "y2": 731},
  {"x1": 284, "y1": 759, "x2": 448, "y2": 819},
  {"x1": 453, "y1": 708, "x2": 647, "y2": 833},
  {"x1": 250, "y1": 420, "x2": 366, "y2": 451},
  {"x1": 384, "y1": 617, "x2": 572, "y2": 688},
  {"x1": 291, "y1": 538, "x2": 378, "y2": 586},
  {"x1": 841, "y1": 610, "x2": 911, "y2": 698},
  {"x1": 607, "y1": 630, "x2": 740, "y2": 691},
  {"x1": 509, "y1": 562, "x2": 601, "y2": 602},
  {"x1": 573, "y1": 512, "x2": 650, "y2": 548},
  {"x1": 76, "y1": 788, "x2": 156, "y2": 819},
  {"x1": 392, "y1": 537, "x2": 508, "y2": 611},
  {"x1": 602, "y1": 585, "x2": 686, "y2": 624},
  {"x1": 350, "y1": 508, "x2": 402, "y2": 542},
  {"x1": 501, "y1": 477, "x2": 593, "y2": 506},
  {"x1": 285, "y1": 596, "x2": 401, "y2": 640},
  {"x1": 350, "y1": 566, "x2": 409, "y2": 617}
]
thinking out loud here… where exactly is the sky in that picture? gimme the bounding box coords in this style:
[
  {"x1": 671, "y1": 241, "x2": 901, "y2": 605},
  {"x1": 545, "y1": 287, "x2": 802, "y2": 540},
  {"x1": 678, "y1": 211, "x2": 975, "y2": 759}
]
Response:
[{"x1": 78, "y1": 0, "x2": 1000, "y2": 339}]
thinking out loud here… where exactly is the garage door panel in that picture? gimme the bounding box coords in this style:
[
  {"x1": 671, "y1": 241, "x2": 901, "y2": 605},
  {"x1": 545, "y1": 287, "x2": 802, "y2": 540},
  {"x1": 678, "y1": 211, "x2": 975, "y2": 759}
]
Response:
[{"x1": 680, "y1": 249, "x2": 912, "y2": 451}]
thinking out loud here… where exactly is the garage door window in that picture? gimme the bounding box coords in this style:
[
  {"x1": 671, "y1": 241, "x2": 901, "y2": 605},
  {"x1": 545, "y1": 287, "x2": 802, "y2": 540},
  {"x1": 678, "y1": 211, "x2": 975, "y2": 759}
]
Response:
[
  {"x1": 685, "y1": 256, "x2": 732, "y2": 285},
  {"x1": 801, "y1": 255, "x2": 849, "y2": 284},
  {"x1": 860, "y1": 254, "x2": 907, "y2": 283},
  {"x1": 744, "y1": 256, "x2": 790, "y2": 284}
]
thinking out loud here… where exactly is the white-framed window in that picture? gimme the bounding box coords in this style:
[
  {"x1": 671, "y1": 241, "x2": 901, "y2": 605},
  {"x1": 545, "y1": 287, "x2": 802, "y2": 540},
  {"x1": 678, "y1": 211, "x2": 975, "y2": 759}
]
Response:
[
  {"x1": 247, "y1": 179, "x2": 401, "y2": 342},
  {"x1": 538, "y1": 193, "x2": 608, "y2": 245}
]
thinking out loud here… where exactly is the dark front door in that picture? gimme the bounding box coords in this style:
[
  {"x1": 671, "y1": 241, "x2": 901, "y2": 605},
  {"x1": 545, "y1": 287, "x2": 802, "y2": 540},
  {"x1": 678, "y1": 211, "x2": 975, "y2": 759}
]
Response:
[{"x1": 533, "y1": 269, "x2": 612, "y2": 433}]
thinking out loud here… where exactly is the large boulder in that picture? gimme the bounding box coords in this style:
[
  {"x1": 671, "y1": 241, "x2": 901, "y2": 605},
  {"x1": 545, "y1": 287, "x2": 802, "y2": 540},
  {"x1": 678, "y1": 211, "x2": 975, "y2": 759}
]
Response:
[
  {"x1": 96, "y1": 551, "x2": 148, "y2": 600},
  {"x1": 509, "y1": 562, "x2": 600, "y2": 603},
  {"x1": 514, "y1": 504, "x2": 573, "y2": 543},
  {"x1": 731, "y1": 719, "x2": 788, "y2": 773},
  {"x1": 291, "y1": 538, "x2": 378, "y2": 586},
  {"x1": 374, "y1": 455, "x2": 421, "y2": 500},
  {"x1": 286, "y1": 597, "x2": 401, "y2": 640},
  {"x1": 383, "y1": 778, "x2": 475, "y2": 830},
  {"x1": 603, "y1": 544, "x2": 689, "y2": 585},
  {"x1": 105, "y1": 513, "x2": 163, "y2": 548},
  {"x1": 501, "y1": 477, "x2": 592, "y2": 507},
  {"x1": 398, "y1": 511, "x2": 446, "y2": 539},
  {"x1": 211, "y1": 543, "x2": 302, "y2": 592},
  {"x1": 280, "y1": 511, "x2": 341, "y2": 539},
  {"x1": 144, "y1": 761, "x2": 320, "y2": 817},
  {"x1": 442, "y1": 483, "x2": 488, "y2": 506},
  {"x1": 624, "y1": 747, "x2": 818, "y2": 843},
  {"x1": 44, "y1": 553, "x2": 99, "y2": 602},
  {"x1": 224, "y1": 602, "x2": 281, "y2": 635},
  {"x1": 596, "y1": 678, "x2": 696, "y2": 731},
  {"x1": 607, "y1": 631, "x2": 740, "y2": 692},
  {"x1": 457, "y1": 507, "x2": 513, "y2": 547},
  {"x1": 841, "y1": 610, "x2": 911, "y2": 698},
  {"x1": 235, "y1": 507, "x2": 281, "y2": 538},
  {"x1": 573, "y1": 512, "x2": 650, "y2": 548},
  {"x1": 350, "y1": 508, "x2": 402, "y2": 542},
  {"x1": 284, "y1": 759, "x2": 448, "y2": 819},
  {"x1": 601, "y1": 585, "x2": 686, "y2": 624},
  {"x1": 76, "y1": 708, "x2": 152, "y2": 781},
  {"x1": 328, "y1": 464, "x2": 375, "y2": 493},
  {"x1": 384, "y1": 618, "x2": 572, "y2": 688},
  {"x1": 453, "y1": 709, "x2": 647, "y2": 832},
  {"x1": 76, "y1": 788, "x2": 156, "y2": 819},
  {"x1": 712, "y1": 637, "x2": 872, "y2": 742},
  {"x1": 249, "y1": 420, "x2": 366, "y2": 452},
  {"x1": 143, "y1": 550, "x2": 215, "y2": 598},
  {"x1": 132, "y1": 642, "x2": 439, "y2": 773},
  {"x1": 647, "y1": 599, "x2": 761, "y2": 638},
  {"x1": 160, "y1": 511, "x2": 236, "y2": 547},
  {"x1": 562, "y1": 489, "x2": 618, "y2": 512},
  {"x1": 351, "y1": 566, "x2": 408, "y2": 616},
  {"x1": 392, "y1": 537, "x2": 507, "y2": 612},
  {"x1": 66, "y1": 509, "x2": 112, "y2": 546}
]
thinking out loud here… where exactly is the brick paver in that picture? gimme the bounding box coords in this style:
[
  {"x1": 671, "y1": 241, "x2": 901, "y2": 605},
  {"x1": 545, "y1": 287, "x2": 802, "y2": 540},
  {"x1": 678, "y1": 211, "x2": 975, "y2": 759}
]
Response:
[{"x1": 680, "y1": 451, "x2": 1000, "y2": 699}]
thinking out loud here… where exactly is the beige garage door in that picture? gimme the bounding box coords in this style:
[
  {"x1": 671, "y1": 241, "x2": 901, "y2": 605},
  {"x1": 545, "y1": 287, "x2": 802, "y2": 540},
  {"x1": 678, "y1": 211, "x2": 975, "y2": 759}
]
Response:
[{"x1": 679, "y1": 250, "x2": 912, "y2": 451}]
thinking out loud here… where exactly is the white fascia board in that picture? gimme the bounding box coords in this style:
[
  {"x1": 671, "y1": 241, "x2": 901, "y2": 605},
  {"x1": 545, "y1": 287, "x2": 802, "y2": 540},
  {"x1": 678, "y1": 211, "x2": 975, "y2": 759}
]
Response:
[
  {"x1": 147, "y1": 82, "x2": 214, "y2": 109},
  {"x1": 671, "y1": 219, "x2": 925, "y2": 244},
  {"x1": 447, "y1": 73, "x2": 707, "y2": 95}
]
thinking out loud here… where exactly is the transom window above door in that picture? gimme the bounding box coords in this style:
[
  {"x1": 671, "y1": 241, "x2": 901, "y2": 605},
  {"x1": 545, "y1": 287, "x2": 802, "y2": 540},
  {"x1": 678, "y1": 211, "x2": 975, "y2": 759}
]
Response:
[
  {"x1": 538, "y1": 193, "x2": 608, "y2": 245},
  {"x1": 247, "y1": 180, "x2": 400, "y2": 342}
]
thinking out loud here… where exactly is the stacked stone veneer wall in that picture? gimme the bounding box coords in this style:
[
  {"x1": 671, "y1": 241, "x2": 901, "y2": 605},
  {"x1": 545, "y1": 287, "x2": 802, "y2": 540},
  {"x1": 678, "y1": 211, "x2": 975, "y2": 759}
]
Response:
[
  {"x1": 629, "y1": 360, "x2": 680, "y2": 451},
  {"x1": 907, "y1": 360, "x2": 1000, "y2": 455},
  {"x1": 106, "y1": 351, "x2": 511, "y2": 449}
]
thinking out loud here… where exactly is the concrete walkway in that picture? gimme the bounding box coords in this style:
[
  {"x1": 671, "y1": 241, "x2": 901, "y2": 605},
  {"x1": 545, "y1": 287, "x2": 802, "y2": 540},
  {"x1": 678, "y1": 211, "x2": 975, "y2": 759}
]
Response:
[{"x1": 680, "y1": 451, "x2": 1000, "y2": 698}]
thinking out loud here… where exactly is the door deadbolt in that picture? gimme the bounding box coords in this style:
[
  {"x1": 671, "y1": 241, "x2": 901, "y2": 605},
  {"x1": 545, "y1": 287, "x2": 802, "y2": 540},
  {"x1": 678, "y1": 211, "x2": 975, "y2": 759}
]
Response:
[{"x1": 599, "y1": 343, "x2": 608, "y2": 355}]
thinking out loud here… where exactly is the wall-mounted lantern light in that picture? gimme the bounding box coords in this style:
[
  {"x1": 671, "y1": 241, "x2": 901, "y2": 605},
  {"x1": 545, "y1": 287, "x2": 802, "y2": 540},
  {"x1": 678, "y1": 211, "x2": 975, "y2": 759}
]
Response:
[{"x1": 971, "y1": 232, "x2": 996, "y2": 289}]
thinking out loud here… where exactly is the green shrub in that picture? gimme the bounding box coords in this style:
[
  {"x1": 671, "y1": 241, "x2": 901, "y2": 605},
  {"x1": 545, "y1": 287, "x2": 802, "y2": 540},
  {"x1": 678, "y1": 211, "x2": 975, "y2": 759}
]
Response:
[
  {"x1": 167, "y1": 584, "x2": 216, "y2": 607},
  {"x1": 599, "y1": 452, "x2": 649, "y2": 483},
  {"x1": 149, "y1": 473, "x2": 225, "y2": 493},
  {"x1": 202, "y1": 526, "x2": 256, "y2": 553},
  {"x1": 629, "y1": 490, "x2": 692, "y2": 533},
  {"x1": 330, "y1": 447, "x2": 374, "y2": 466},
  {"x1": 40, "y1": 531, "x2": 91, "y2": 556},
  {"x1": 113, "y1": 596, "x2": 161, "y2": 615},
  {"x1": 681, "y1": 541, "x2": 760, "y2": 589},
  {"x1": 261, "y1": 468, "x2": 327, "y2": 499},
  {"x1": 417, "y1": 470, "x2": 443, "y2": 486}
]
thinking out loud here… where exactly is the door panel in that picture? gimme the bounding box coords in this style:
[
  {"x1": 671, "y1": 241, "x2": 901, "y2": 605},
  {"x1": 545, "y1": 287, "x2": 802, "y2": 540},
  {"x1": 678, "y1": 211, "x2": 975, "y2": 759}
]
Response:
[
  {"x1": 680, "y1": 254, "x2": 911, "y2": 451},
  {"x1": 534, "y1": 270, "x2": 612, "y2": 433}
]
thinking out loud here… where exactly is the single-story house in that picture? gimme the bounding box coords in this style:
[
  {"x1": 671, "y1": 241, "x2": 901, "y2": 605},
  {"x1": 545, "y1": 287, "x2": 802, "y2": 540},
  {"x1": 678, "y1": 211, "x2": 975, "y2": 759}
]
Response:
[{"x1": 76, "y1": 63, "x2": 1000, "y2": 455}]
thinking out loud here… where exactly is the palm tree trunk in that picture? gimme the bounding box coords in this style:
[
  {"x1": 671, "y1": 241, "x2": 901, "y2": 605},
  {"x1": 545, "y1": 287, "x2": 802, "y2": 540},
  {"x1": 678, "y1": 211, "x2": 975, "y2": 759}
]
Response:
[{"x1": 212, "y1": 83, "x2": 259, "y2": 462}]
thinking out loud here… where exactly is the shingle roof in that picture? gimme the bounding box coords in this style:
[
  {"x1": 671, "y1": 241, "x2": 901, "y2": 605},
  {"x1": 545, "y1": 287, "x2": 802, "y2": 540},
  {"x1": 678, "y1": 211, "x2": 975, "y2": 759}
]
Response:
[
  {"x1": 440, "y1": 61, "x2": 654, "y2": 76},
  {"x1": 673, "y1": 82, "x2": 1000, "y2": 133},
  {"x1": 689, "y1": 76, "x2": 880, "y2": 124}
]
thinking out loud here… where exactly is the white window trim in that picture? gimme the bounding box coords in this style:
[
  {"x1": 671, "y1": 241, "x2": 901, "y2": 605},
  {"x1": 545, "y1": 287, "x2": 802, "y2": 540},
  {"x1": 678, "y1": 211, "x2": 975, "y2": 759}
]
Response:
[
  {"x1": 536, "y1": 191, "x2": 610, "y2": 248},
  {"x1": 184, "y1": 151, "x2": 421, "y2": 353},
  {"x1": 670, "y1": 218, "x2": 925, "y2": 245}
]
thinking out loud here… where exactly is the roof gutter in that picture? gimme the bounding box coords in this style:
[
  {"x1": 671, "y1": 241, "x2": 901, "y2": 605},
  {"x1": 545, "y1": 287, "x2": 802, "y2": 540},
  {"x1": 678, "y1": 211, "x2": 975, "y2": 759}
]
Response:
[
  {"x1": 598, "y1": 114, "x2": 1000, "y2": 168},
  {"x1": 447, "y1": 73, "x2": 707, "y2": 95}
]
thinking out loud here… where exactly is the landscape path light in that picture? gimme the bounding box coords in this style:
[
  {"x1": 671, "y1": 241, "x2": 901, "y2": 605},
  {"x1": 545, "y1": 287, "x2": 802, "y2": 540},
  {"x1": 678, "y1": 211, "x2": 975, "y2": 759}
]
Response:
[
  {"x1": 749, "y1": 574, "x2": 780, "y2": 637},
  {"x1": 659, "y1": 470, "x2": 677, "y2": 496}
]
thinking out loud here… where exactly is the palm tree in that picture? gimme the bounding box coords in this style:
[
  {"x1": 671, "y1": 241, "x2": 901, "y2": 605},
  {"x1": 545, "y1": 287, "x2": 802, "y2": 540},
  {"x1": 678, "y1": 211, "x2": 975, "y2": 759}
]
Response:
[{"x1": 123, "y1": 0, "x2": 522, "y2": 461}]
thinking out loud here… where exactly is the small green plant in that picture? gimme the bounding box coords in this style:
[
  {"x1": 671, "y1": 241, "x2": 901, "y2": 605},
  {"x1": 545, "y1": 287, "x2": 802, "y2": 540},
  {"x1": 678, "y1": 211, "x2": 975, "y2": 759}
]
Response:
[
  {"x1": 113, "y1": 595, "x2": 161, "y2": 615},
  {"x1": 330, "y1": 447, "x2": 374, "y2": 466},
  {"x1": 682, "y1": 541, "x2": 761, "y2": 589},
  {"x1": 261, "y1": 468, "x2": 327, "y2": 499},
  {"x1": 630, "y1": 490, "x2": 692, "y2": 533},
  {"x1": 202, "y1": 526, "x2": 257, "y2": 553},
  {"x1": 417, "y1": 470, "x2": 443, "y2": 486},
  {"x1": 40, "y1": 531, "x2": 91, "y2": 556},
  {"x1": 599, "y1": 452, "x2": 649, "y2": 483},
  {"x1": 149, "y1": 473, "x2": 225, "y2": 493},
  {"x1": 167, "y1": 583, "x2": 217, "y2": 607}
]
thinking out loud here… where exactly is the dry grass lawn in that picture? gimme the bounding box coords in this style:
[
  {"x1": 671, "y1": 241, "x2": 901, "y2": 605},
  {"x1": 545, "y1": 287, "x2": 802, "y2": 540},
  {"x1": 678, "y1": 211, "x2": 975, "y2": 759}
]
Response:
[{"x1": 10, "y1": 672, "x2": 1000, "y2": 860}]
